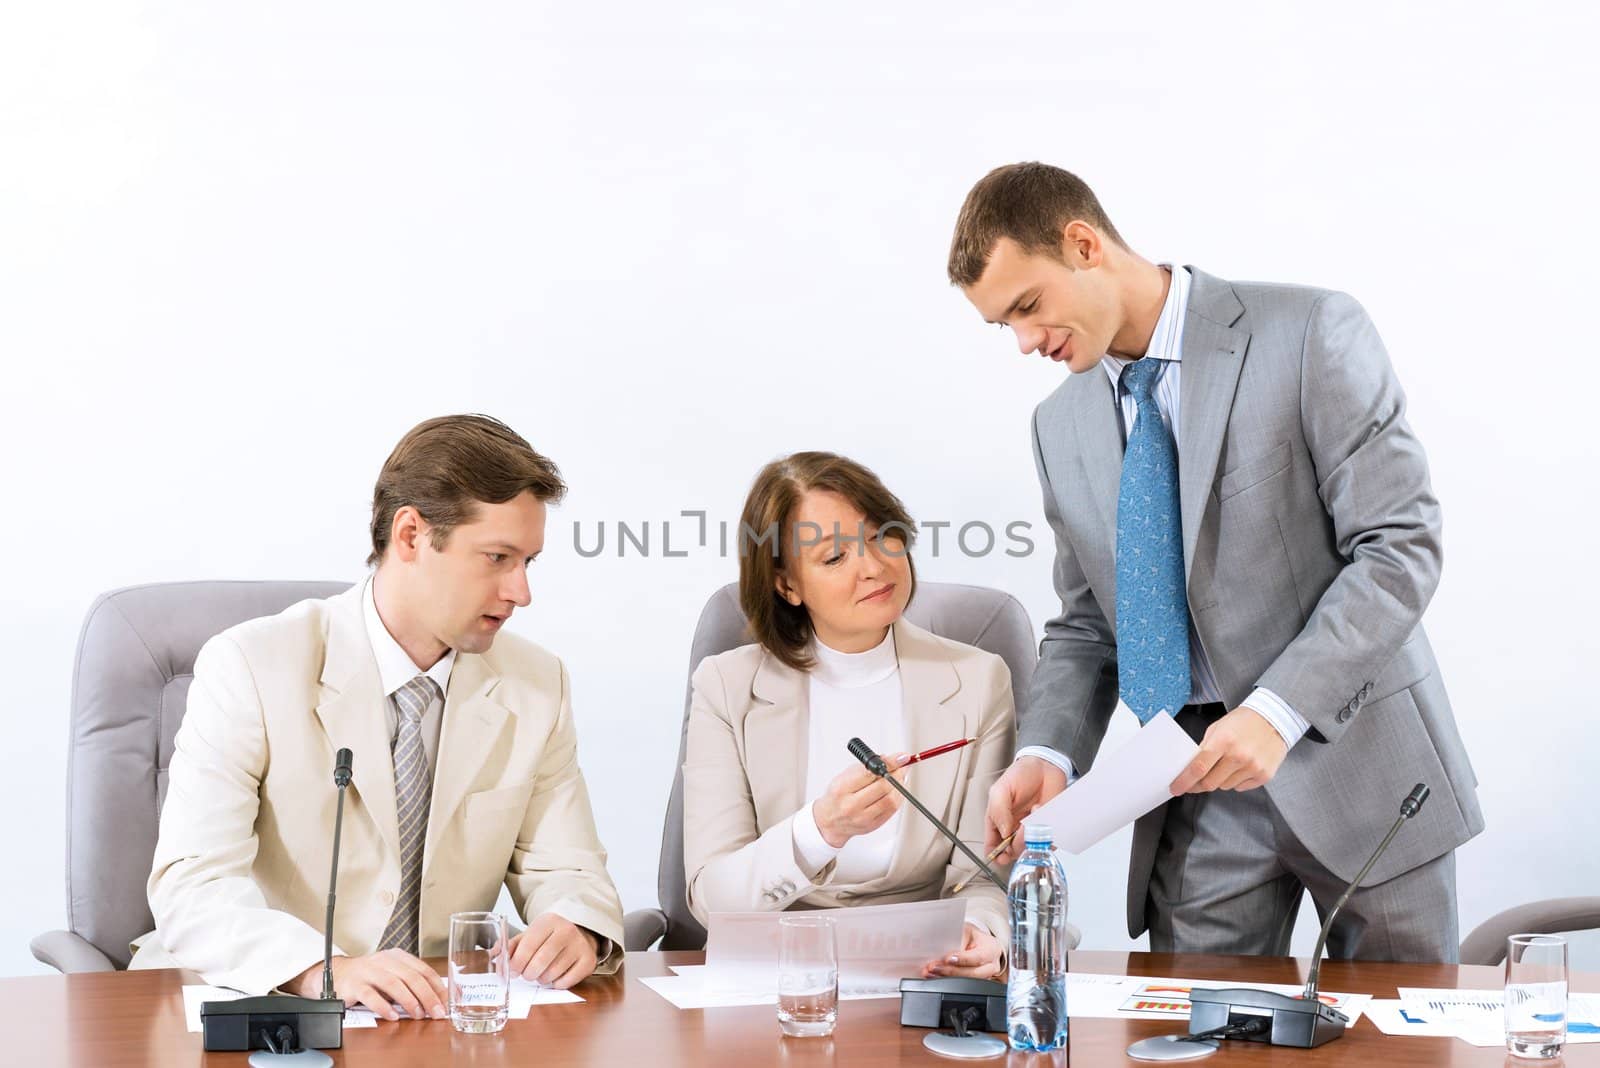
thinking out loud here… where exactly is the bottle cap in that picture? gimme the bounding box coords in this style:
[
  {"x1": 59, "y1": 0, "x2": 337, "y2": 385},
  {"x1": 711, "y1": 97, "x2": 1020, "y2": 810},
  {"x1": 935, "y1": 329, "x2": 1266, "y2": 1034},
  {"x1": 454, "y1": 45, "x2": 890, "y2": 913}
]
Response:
[{"x1": 1022, "y1": 822, "x2": 1053, "y2": 847}]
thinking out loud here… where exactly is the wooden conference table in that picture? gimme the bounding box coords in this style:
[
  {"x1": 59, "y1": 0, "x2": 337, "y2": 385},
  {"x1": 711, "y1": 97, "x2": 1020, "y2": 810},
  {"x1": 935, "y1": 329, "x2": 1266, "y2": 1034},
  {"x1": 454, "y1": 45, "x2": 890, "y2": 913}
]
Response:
[{"x1": 5, "y1": 949, "x2": 1596, "y2": 1066}]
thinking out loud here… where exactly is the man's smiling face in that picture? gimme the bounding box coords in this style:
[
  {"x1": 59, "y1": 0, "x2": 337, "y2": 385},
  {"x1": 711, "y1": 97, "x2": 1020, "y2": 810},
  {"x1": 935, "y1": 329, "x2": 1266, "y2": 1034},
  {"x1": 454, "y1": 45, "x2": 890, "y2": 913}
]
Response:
[{"x1": 962, "y1": 235, "x2": 1120, "y2": 375}]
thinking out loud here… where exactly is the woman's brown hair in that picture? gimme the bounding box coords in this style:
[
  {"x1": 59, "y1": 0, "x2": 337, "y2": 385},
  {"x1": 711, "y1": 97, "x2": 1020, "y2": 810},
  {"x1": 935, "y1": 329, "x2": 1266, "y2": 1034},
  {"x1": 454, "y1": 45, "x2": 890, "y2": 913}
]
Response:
[{"x1": 737, "y1": 451, "x2": 917, "y2": 671}]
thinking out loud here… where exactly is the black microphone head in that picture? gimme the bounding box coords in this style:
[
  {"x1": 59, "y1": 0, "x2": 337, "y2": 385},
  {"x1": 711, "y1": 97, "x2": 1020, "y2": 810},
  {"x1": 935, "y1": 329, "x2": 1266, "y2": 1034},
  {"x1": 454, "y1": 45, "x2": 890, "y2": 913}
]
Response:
[
  {"x1": 1400, "y1": 783, "x2": 1429, "y2": 819},
  {"x1": 334, "y1": 748, "x2": 353, "y2": 788},
  {"x1": 846, "y1": 737, "x2": 888, "y2": 776}
]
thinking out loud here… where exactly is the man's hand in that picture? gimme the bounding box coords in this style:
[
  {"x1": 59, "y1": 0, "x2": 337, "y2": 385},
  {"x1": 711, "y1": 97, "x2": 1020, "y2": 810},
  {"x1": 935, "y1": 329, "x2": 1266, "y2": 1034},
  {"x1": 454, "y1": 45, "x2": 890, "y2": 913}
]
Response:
[
  {"x1": 920, "y1": 923, "x2": 1004, "y2": 980},
  {"x1": 508, "y1": 914, "x2": 600, "y2": 989},
  {"x1": 290, "y1": 950, "x2": 446, "y2": 1021},
  {"x1": 984, "y1": 756, "x2": 1068, "y2": 863},
  {"x1": 1168, "y1": 706, "x2": 1288, "y2": 795},
  {"x1": 812, "y1": 754, "x2": 909, "y2": 849}
]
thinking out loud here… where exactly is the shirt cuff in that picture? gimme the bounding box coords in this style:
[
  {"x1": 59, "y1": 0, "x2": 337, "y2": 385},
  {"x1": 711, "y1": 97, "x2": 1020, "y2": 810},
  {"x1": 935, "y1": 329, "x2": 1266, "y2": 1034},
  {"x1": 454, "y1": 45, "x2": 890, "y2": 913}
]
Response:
[
  {"x1": 791, "y1": 800, "x2": 842, "y2": 876},
  {"x1": 1241, "y1": 687, "x2": 1311, "y2": 750},
  {"x1": 1016, "y1": 744, "x2": 1079, "y2": 784}
]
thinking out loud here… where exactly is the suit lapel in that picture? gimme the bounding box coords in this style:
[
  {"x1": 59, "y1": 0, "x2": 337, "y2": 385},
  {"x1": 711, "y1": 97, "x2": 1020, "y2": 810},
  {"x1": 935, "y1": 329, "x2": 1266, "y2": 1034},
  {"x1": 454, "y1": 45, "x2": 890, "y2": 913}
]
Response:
[
  {"x1": 424, "y1": 652, "x2": 509, "y2": 877},
  {"x1": 1073, "y1": 368, "x2": 1124, "y2": 540},
  {"x1": 314, "y1": 586, "x2": 399, "y2": 864},
  {"x1": 1177, "y1": 268, "x2": 1250, "y2": 581},
  {"x1": 748, "y1": 651, "x2": 808, "y2": 827},
  {"x1": 873, "y1": 621, "x2": 964, "y2": 892}
]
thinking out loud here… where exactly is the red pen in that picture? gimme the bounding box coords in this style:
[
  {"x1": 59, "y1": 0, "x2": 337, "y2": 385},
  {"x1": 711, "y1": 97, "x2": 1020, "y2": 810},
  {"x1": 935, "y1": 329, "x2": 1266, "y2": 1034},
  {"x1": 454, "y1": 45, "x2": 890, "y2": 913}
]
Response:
[{"x1": 900, "y1": 737, "x2": 978, "y2": 766}]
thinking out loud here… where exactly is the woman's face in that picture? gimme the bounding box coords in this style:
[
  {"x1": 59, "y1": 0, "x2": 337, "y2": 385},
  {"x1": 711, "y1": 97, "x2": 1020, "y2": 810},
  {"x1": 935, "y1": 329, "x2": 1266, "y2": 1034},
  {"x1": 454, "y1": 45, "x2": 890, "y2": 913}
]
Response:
[{"x1": 777, "y1": 489, "x2": 913, "y2": 653}]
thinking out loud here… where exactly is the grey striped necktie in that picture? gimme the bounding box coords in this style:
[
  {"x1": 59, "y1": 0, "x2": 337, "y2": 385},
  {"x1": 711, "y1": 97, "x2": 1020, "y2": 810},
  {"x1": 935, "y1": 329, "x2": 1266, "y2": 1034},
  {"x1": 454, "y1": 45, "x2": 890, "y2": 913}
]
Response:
[{"x1": 377, "y1": 674, "x2": 440, "y2": 954}]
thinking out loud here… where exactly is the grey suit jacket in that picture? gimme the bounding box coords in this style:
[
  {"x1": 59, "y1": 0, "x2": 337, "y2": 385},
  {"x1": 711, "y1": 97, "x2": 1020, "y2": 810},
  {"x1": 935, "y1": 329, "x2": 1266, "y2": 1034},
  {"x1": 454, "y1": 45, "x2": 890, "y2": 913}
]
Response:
[{"x1": 1026, "y1": 266, "x2": 1484, "y2": 938}]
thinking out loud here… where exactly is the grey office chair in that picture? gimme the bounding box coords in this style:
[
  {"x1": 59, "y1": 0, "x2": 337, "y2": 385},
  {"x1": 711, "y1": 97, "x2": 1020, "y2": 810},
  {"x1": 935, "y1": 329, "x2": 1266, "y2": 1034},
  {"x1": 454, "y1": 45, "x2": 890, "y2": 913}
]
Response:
[
  {"x1": 622, "y1": 580, "x2": 1038, "y2": 952},
  {"x1": 1460, "y1": 898, "x2": 1600, "y2": 967},
  {"x1": 30, "y1": 580, "x2": 349, "y2": 973}
]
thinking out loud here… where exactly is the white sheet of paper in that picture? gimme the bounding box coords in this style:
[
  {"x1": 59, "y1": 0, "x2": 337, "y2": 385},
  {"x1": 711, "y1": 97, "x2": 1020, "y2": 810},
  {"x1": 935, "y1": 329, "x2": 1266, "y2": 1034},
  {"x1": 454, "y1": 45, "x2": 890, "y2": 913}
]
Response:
[
  {"x1": 1024, "y1": 714, "x2": 1199, "y2": 854},
  {"x1": 508, "y1": 976, "x2": 584, "y2": 1013},
  {"x1": 637, "y1": 972, "x2": 898, "y2": 1010},
  {"x1": 1365, "y1": 998, "x2": 1459, "y2": 1037},
  {"x1": 1397, "y1": 988, "x2": 1600, "y2": 1047},
  {"x1": 1396, "y1": 987, "x2": 1506, "y2": 1019},
  {"x1": 701, "y1": 899, "x2": 966, "y2": 998},
  {"x1": 344, "y1": 976, "x2": 582, "y2": 1023},
  {"x1": 181, "y1": 985, "x2": 377, "y2": 1034},
  {"x1": 1065, "y1": 973, "x2": 1146, "y2": 1017}
]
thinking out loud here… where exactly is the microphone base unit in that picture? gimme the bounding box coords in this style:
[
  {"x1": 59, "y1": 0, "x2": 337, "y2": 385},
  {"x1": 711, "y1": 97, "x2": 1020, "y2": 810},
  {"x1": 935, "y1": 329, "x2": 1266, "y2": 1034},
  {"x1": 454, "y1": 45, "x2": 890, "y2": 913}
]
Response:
[
  {"x1": 1186, "y1": 987, "x2": 1348, "y2": 1048},
  {"x1": 200, "y1": 994, "x2": 344, "y2": 1053},
  {"x1": 899, "y1": 977, "x2": 1009, "y2": 1059},
  {"x1": 898, "y1": 976, "x2": 1007, "y2": 1032}
]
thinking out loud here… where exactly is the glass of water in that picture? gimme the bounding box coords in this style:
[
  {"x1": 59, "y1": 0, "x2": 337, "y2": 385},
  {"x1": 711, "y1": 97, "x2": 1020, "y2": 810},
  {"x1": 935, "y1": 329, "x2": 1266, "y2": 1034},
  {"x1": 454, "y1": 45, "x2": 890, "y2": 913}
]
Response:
[
  {"x1": 777, "y1": 915, "x2": 838, "y2": 1038},
  {"x1": 1506, "y1": 933, "x2": 1567, "y2": 1059},
  {"x1": 449, "y1": 911, "x2": 510, "y2": 1034}
]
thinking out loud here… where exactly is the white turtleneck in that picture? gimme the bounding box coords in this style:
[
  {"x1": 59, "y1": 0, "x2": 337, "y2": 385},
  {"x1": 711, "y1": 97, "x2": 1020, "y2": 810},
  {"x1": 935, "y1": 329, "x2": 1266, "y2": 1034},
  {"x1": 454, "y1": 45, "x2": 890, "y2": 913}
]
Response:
[{"x1": 790, "y1": 628, "x2": 909, "y2": 883}]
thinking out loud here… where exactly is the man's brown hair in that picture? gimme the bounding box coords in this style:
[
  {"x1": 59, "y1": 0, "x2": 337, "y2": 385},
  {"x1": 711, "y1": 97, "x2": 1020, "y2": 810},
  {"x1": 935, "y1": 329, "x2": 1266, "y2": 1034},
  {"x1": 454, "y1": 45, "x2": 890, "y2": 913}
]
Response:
[
  {"x1": 367, "y1": 414, "x2": 566, "y2": 566},
  {"x1": 946, "y1": 162, "x2": 1126, "y2": 287},
  {"x1": 737, "y1": 451, "x2": 917, "y2": 672}
]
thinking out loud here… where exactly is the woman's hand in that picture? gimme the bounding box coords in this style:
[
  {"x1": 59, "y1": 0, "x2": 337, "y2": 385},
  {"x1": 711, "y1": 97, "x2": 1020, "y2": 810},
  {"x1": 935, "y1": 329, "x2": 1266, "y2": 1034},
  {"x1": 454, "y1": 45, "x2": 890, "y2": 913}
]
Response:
[
  {"x1": 921, "y1": 923, "x2": 1005, "y2": 980},
  {"x1": 811, "y1": 754, "x2": 909, "y2": 848}
]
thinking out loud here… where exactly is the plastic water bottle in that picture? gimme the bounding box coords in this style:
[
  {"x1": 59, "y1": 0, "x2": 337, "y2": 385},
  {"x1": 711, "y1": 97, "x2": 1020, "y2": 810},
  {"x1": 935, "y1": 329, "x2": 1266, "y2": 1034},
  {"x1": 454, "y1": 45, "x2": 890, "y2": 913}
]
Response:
[{"x1": 1006, "y1": 823, "x2": 1068, "y2": 1051}]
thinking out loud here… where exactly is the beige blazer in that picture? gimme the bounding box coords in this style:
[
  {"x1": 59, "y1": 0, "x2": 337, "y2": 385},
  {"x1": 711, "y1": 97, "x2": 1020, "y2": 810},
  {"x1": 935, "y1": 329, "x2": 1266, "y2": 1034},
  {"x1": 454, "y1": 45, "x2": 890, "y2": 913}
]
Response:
[
  {"x1": 128, "y1": 585, "x2": 624, "y2": 993},
  {"x1": 683, "y1": 619, "x2": 1017, "y2": 938}
]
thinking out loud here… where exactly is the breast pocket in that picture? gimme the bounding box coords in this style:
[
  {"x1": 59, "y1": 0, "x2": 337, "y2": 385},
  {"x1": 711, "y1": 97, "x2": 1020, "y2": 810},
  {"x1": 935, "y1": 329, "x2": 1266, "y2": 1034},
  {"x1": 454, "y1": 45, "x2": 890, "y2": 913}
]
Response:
[
  {"x1": 1216, "y1": 440, "x2": 1291, "y2": 502},
  {"x1": 462, "y1": 778, "x2": 536, "y2": 843}
]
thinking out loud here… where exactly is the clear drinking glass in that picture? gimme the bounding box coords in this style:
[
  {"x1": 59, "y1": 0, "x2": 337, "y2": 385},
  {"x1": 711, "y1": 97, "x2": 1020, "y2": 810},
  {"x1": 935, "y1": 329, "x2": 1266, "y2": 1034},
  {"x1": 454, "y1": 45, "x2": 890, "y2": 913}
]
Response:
[
  {"x1": 1506, "y1": 933, "x2": 1568, "y2": 1059},
  {"x1": 449, "y1": 911, "x2": 510, "y2": 1034},
  {"x1": 777, "y1": 915, "x2": 838, "y2": 1038}
]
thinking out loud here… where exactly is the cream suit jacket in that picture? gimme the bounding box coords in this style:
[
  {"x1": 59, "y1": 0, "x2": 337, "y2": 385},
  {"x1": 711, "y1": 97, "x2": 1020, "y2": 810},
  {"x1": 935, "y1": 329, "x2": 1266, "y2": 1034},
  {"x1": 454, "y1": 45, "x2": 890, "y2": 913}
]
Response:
[
  {"x1": 128, "y1": 584, "x2": 624, "y2": 993},
  {"x1": 683, "y1": 618, "x2": 1032, "y2": 941}
]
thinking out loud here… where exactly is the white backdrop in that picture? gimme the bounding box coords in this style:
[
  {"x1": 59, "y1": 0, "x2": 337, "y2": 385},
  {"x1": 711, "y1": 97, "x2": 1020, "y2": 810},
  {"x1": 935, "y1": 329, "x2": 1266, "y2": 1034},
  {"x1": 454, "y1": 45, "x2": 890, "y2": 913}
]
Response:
[{"x1": 2, "y1": 2, "x2": 1596, "y2": 979}]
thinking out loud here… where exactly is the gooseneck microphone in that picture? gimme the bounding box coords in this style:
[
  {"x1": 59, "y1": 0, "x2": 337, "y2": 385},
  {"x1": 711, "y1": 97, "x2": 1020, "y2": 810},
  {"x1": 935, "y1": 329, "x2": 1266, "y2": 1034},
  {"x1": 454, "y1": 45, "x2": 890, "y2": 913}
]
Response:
[
  {"x1": 1131, "y1": 783, "x2": 1434, "y2": 1058},
  {"x1": 1301, "y1": 782, "x2": 1429, "y2": 1001},
  {"x1": 846, "y1": 737, "x2": 1007, "y2": 893},
  {"x1": 199, "y1": 751, "x2": 350, "y2": 1063},
  {"x1": 321, "y1": 748, "x2": 354, "y2": 1001}
]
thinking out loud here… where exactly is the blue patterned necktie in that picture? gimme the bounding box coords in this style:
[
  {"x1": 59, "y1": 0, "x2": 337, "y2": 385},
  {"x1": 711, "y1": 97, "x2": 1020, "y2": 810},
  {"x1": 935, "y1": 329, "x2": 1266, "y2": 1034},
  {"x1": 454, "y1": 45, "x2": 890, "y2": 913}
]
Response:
[
  {"x1": 1115, "y1": 359, "x2": 1191, "y2": 723},
  {"x1": 377, "y1": 674, "x2": 440, "y2": 953}
]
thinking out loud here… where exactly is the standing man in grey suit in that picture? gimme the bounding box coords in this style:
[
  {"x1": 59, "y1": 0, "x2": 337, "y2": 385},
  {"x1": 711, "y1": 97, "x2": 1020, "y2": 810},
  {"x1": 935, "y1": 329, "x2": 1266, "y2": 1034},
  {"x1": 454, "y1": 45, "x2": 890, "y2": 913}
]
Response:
[{"x1": 948, "y1": 162, "x2": 1483, "y2": 961}]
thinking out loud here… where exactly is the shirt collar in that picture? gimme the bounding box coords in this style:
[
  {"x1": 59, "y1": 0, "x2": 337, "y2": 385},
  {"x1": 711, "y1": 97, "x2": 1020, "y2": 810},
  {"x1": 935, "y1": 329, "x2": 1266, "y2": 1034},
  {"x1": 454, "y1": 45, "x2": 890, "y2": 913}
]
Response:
[
  {"x1": 362, "y1": 573, "x2": 455, "y2": 698},
  {"x1": 1100, "y1": 263, "x2": 1191, "y2": 389},
  {"x1": 810, "y1": 627, "x2": 898, "y2": 689}
]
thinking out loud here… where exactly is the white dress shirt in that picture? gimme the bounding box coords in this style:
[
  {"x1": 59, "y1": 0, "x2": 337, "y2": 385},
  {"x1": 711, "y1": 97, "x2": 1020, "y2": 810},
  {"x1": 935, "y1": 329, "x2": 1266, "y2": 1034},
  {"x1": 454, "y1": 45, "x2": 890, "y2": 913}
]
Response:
[
  {"x1": 1019, "y1": 265, "x2": 1310, "y2": 781},
  {"x1": 790, "y1": 630, "x2": 908, "y2": 881},
  {"x1": 363, "y1": 573, "x2": 455, "y2": 776}
]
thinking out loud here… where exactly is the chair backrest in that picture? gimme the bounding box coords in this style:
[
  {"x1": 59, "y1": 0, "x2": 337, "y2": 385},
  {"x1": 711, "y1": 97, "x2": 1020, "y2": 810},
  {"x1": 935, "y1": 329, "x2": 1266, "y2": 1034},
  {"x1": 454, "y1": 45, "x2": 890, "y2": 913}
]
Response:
[
  {"x1": 653, "y1": 580, "x2": 1037, "y2": 950},
  {"x1": 66, "y1": 580, "x2": 349, "y2": 967},
  {"x1": 1459, "y1": 897, "x2": 1600, "y2": 967}
]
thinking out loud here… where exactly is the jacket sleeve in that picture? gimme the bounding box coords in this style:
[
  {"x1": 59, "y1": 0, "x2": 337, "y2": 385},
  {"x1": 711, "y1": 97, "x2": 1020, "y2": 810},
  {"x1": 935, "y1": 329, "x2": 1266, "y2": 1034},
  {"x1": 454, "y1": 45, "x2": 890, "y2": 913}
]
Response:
[
  {"x1": 1025, "y1": 403, "x2": 1123, "y2": 773},
  {"x1": 1255, "y1": 292, "x2": 1443, "y2": 741},
  {"x1": 146, "y1": 634, "x2": 333, "y2": 994},
  {"x1": 505, "y1": 658, "x2": 626, "y2": 974},
  {"x1": 939, "y1": 654, "x2": 1015, "y2": 939},
  {"x1": 682, "y1": 657, "x2": 839, "y2": 926}
]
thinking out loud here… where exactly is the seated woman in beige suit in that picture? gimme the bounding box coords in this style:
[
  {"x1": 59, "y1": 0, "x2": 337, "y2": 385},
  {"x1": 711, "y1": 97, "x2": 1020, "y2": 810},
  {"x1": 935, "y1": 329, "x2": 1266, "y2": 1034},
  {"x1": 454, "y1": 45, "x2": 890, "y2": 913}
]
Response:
[{"x1": 684, "y1": 451, "x2": 1052, "y2": 981}]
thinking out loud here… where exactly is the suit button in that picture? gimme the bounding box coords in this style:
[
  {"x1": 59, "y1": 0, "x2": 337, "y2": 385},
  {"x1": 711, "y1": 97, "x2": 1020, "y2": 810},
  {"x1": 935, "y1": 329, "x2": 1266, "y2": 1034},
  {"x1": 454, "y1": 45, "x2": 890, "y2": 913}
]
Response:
[
  {"x1": 380, "y1": 890, "x2": 395, "y2": 906},
  {"x1": 1336, "y1": 708, "x2": 1352, "y2": 724}
]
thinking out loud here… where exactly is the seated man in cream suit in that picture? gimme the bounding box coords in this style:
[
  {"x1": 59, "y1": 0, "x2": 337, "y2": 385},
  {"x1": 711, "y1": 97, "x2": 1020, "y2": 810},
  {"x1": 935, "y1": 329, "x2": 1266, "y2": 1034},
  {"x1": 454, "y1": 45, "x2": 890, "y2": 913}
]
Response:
[
  {"x1": 130, "y1": 415, "x2": 624, "y2": 1019},
  {"x1": 684, "y1": 451, "x2": 1080, "y2": 982}
]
